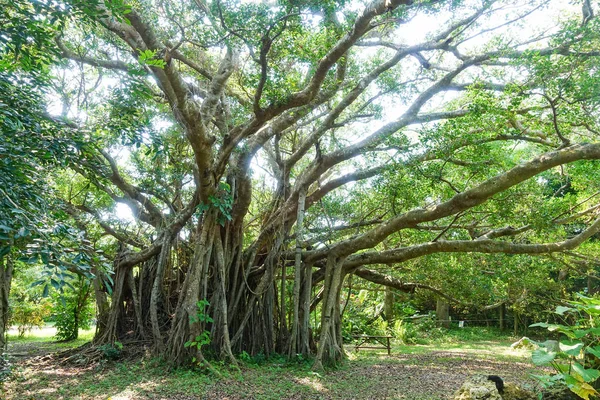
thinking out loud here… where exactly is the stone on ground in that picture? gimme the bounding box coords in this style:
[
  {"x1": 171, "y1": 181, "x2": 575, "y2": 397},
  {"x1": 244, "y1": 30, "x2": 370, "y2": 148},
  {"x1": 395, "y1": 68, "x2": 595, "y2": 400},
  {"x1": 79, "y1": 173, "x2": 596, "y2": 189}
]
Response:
[
  {"x1": 510, "y1": 337, "x2": 538, "y2": 350},
  {"x1": 454, "y1": 375, "x2": 537, "y2": 400},
  {"x1": 454, "y1": 375, "x2": 503, "y2": 400}
]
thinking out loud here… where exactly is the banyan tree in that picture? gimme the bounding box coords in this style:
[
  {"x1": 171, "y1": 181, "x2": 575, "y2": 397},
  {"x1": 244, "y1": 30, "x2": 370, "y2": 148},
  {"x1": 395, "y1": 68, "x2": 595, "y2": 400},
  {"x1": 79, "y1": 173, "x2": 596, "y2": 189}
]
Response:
[{"x1": 25, "y1": 0, "x2": 600, "y2": 369}]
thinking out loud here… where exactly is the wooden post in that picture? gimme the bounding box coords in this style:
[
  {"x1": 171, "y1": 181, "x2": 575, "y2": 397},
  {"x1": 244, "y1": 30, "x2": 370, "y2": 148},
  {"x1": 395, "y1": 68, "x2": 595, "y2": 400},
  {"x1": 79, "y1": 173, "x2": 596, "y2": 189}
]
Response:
[{"x1": 499, "y1": 303, "x2": 505, "y2": 331}]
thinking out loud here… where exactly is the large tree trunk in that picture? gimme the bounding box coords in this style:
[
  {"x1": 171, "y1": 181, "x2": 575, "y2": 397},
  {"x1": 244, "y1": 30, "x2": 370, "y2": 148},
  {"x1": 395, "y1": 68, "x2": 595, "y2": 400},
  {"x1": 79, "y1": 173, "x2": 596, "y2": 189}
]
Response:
[
  {"x1": 288, "y1": 186, "x2": 306, "y2": 358},
  {"x1": 165, "y1": 210, "x2": 217, "y2": 366},
  {"x1": 313, "y1": 255, "x2": 346, "y2": 371}
]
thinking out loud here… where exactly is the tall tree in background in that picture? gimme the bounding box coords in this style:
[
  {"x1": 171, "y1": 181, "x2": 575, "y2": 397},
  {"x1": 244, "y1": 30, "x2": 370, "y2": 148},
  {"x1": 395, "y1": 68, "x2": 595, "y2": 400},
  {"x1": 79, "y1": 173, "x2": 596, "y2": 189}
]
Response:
[
  {"x1": 0, "y1": 0, "x2": 101, "y2": 358},
  {"x1": 9, "y1": 0, "x2": 600, "y2": 369}
]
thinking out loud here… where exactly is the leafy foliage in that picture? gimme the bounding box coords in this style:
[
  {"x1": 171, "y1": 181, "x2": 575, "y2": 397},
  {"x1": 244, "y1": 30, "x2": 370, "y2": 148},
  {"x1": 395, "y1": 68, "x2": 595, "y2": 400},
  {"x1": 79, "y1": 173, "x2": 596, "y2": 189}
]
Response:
[
  {"x1": 530, "y1": 295, "x2": 600, "y2": 399},
  {"x1": 52, "y1": 277, "x2": 94, "y2": 341},
  {"x1": 8, "y1": 276, "x2": 52, "y2": 337}
]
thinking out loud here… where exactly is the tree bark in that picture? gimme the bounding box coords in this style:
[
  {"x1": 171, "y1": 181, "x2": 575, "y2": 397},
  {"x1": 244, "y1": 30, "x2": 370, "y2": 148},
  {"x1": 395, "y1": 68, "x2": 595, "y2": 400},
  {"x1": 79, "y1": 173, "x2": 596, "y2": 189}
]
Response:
[
  {"x1": 150, "y1": 234, "x2": 173, "y2": 350},
  {"x1": 436, "y1": 298, "x2": 450, "y2": 329},
  {"x1": 289, "y1": 186, "x2": 306, "y2": 357},
  {"x1": 384, "y1": 287, "x2": 395, "y2": 326},
  {"x1": 0, "y1": 255, "x2": 14, "y2": 357},
  {"x1": 313, "y1": 255, "x2": 346, "y2": 370}
]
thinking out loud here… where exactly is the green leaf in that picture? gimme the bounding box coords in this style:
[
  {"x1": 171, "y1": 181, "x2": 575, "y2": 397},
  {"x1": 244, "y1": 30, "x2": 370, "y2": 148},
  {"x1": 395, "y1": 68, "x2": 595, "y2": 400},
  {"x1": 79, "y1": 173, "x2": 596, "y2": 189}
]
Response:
[
  {"x1": 532, "y1": 348, "x2": 557, "y2": 365},
  {"x1": 555, "y1": 306, "x2": 574, "y2": 315},
  {"x1": 0, "y1": 246, "x2": 10, "y2": 258},
  {"x1": 572, "y1": 362, "x2": 600, "y2": 383},
  {"x1": 566, "y1": 377, "x2": 599, "y2": 400},
  {"x1": 586, "y1": 346, "x2": 600, "y2": 359},
  {"x1": 560, "y1": 342, "x2": 584, "y2": 357},
  {"x1": 530, "y1": 322, "x2": 551, "y2": 328}
]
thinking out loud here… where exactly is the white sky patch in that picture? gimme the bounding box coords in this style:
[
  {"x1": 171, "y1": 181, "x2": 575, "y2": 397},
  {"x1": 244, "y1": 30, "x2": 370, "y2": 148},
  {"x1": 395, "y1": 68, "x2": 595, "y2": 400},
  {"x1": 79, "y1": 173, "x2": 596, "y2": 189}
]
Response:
[{"x1": 114, "y1": 202, "x2": 136, "y2": 222}]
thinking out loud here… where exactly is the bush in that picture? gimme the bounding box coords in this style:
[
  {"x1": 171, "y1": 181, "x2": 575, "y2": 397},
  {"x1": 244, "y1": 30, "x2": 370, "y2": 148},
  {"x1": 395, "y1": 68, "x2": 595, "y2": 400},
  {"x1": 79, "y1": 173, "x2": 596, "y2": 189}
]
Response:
[
  {"x1": 53, "y1": 280, "x2": 94, "y2": 341},
  {"x1": 530, "y1": 294, "x2": 600, "y2": 399},
  {"x1": 8, "y1": 281, "x2": 51, "y2": 337},
  {"x1": 394, "y1": 313, "x2": 446, "y2": 345},
  {"x1": 98, "y1": 341, "x2": 123, "y2": 360}
]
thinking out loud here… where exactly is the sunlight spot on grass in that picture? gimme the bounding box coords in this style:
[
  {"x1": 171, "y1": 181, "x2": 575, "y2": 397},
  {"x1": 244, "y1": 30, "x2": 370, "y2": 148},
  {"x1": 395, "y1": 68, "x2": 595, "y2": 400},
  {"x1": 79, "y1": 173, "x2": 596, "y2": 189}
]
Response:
[
  {"x1": 295, "y1": 376, "x2": 329, "y2": 393},
  {"x1": 107, "y1": 388, "x2": 139, "y2": 400},
  {"x1": 37, "y1": 387, "x2": 58, "y2": 395}
]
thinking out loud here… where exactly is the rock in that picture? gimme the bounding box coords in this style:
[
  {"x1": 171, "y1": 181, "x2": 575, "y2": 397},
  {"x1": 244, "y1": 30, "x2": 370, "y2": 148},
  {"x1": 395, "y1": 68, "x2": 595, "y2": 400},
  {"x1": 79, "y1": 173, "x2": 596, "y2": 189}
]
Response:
[
  {"x1": 502, "y1": 383, "x2": 537, "y2": 400},
  {"x1": 540, "y1": 385, "x2": 579, "y2": 400},
  {"x1": 454, "y1": 375, "x2": 538, "y2": 400},
  {"x1": 510, "y1": 337, "x2": 538, "y2": 350},
  {"x1": 454, "y1": 375, "x2": 503, "y2": 400}
]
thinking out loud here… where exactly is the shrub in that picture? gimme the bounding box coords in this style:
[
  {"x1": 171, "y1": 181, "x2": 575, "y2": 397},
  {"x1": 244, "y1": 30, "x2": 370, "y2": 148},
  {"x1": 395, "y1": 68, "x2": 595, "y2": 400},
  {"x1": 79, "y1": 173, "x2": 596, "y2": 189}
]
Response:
[
  {"x1": 394, "y1": 313, "x2": 446, "y2": 345},
  {"x1": 530, "y1": 294, "x2": 600, "y2": 399},
  {"x1": 8, "y1": 281, "x2": 51, "y2": 337},
  {"x1": 53, "y1": 279, "x2": 94, "y2": 341}
]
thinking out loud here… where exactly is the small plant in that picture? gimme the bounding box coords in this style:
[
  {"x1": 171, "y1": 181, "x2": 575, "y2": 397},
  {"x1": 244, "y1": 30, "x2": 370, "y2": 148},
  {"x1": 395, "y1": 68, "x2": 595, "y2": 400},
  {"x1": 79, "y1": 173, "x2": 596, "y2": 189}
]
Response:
[
  {"x1": 0, "y1": 354, "x2": 11, "y2": 382},
  {"x1": 530, "y1": 294, "x2": 600, "y2": 400},
  {"x1": 239, "y1": 350, "x2": 252, "y2": 363},
  {"x1": 98, "y1": 341, "x2": 123, "y2": 360},
  {"x1": 53, "y1": 279, "x2": 94, "y2": 341},
  {"x1": 184, "y1": 300, "x2": 213, "y2": 364}
]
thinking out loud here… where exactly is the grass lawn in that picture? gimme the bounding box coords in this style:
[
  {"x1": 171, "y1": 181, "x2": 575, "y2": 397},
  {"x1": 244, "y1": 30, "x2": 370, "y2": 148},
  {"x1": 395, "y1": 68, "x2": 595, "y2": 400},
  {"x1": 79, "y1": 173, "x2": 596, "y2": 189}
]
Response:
[{"x1": 2, "y1": 327, "x2": 545, "y2": 400}]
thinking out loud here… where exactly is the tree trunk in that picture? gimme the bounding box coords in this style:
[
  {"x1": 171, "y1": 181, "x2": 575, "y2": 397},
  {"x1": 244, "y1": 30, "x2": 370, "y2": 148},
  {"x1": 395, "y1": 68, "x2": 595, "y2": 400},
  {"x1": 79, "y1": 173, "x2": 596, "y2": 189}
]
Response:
[
  {"x1": 288, "y1": 186, "x2": 306, "y2": 358},
  {"x1": 92, "y1": 268, "x2": 110, "y2": 340},
  {"x1": 499, "y1": 303, "x2": 505, "y2": 331},
  {"x1": 213, "y1": 230, "x2": 237, "y2": 364},
  {"x1": 384, "y1": 287, "x2": 394, "y2": 326},
  {"x1": 299, "y1": 262, "x2": 314, "y2": 357},
  {"x1": 436, "y1": 298, "x2": 450, "y2": 328},
  {"x1": 165, "y1": 210, "x2": 217, "y2": 366},
  {"x1": 150, "y1": 234, "x2": 173, "y2": 350},
  {"x1": 0, "y1": 255, "x2": 14, "y2": 357},
  {"x1": 313, "y1": 255, "x2": 346, "y2": 370}
]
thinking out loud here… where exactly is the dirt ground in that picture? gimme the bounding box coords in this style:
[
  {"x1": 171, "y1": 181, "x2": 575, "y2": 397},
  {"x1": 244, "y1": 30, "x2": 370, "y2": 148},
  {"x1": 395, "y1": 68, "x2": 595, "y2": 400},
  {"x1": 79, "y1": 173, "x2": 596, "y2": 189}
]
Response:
[{"x1": 1, "y1": 339, "x2": 543, "y2": 400}]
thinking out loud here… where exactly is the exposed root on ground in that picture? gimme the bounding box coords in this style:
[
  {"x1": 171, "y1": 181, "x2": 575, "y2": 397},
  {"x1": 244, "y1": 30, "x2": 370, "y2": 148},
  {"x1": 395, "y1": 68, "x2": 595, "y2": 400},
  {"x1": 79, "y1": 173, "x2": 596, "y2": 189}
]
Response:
[{"x1": 52, "y1": 340, "x2": 152, "y2": 366}]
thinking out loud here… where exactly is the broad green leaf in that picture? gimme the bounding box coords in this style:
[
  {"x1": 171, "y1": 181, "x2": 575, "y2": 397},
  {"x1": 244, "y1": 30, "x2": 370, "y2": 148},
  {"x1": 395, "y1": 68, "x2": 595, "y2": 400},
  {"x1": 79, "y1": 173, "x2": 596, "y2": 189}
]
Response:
[
  {"x1": 555, "y1": 306, "x2": 574, "y2": 315},
  {"x1": 0, "y1": 246, "x2": 10, "y2": 258},
  {"x1": 586, "y1": 346, "x2": 600, "y2": 359},
  {"x1": 572, "y1": 362, "x2": 600, "y2": 383},
  {"x1": 532, "y1": 349, "x2": 557, "y2": 365},
  {"x1": 560, "y1": 342, "x2": 584, "y2": 357},
  {"x1": 530, "y1": 322, "x2": 550, "y2": 328}
]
